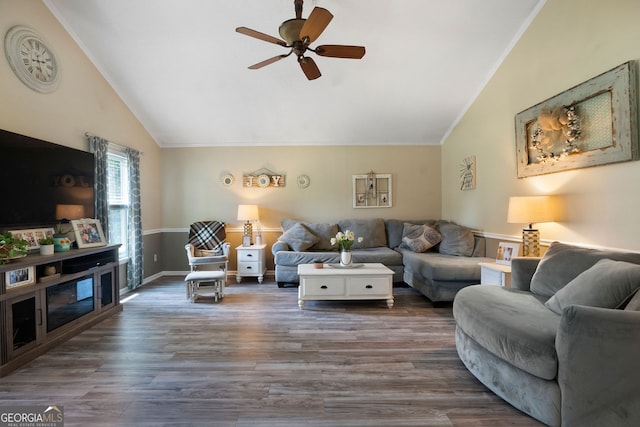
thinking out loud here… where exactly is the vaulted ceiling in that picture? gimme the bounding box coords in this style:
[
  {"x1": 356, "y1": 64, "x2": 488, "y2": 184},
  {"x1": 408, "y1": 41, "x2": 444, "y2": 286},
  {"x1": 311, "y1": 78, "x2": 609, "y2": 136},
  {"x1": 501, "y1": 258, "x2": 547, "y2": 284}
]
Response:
[{"x1": 45, "y1": 0, "x2": 542, "y2": 147}]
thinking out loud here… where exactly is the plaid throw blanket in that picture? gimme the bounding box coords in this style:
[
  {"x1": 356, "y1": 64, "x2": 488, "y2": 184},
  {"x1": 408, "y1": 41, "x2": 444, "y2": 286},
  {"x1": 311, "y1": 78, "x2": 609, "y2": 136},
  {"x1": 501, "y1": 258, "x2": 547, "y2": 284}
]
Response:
[{"x1": 188, "y1": 221, "x2": 226, "y2": 252}]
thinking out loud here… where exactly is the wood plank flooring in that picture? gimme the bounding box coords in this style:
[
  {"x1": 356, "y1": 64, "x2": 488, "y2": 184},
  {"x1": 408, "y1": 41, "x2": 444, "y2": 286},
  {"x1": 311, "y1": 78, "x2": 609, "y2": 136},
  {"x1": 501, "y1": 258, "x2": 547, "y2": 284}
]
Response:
[{"x1": 0, "y1": 277, "x2": 543, "y2": 426}]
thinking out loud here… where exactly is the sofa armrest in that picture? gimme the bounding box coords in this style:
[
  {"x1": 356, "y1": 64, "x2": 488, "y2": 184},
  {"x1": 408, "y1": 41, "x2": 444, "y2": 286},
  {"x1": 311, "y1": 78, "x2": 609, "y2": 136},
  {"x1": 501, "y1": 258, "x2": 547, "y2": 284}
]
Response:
[
  {"x1": 271, "y1": 240, "x2": 290, "y2": 255},
  {"x1": 556, "y1": 305, "x2": 640, "y2": 426},
  {"x1": 509, "y1": 257, "x2": 540, "y2": 291}
]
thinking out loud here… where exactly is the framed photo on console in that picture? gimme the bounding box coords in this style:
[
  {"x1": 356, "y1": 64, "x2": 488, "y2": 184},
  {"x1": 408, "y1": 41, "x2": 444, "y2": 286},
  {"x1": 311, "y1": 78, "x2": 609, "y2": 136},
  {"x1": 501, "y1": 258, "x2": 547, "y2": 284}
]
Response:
[
  {"x1": 72, "y1": 218, "x2": 107, "y2": 248},
  {"x1": 8, "y1": 228, "x2": 55, "y2": 250},
  {"x1": 6, "y1": 266, "x2": 35, "y2": 290},
  {"x1": 496, "y1": 242, "x2": 520, "y2": 266}
]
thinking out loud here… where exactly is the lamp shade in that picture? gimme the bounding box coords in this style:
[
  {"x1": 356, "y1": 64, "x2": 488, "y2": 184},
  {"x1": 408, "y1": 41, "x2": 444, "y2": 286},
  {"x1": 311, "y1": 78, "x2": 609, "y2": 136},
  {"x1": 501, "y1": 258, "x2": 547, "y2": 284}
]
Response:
[
  {"x1": 55, "y1": 204, "x2": 85, "y2": 221},
  {"x1": 507, "y1": 196, "x2": 555, "y2": 226},
  {"x1": 237, "y1": 204, "x2": 259, "y2": 221}
]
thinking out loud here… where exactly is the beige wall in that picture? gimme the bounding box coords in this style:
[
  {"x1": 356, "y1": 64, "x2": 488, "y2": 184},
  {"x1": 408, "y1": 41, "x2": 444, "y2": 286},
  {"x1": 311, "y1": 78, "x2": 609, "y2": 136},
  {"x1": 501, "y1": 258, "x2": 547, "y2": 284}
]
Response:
[
  {"x1": 0, "y1": 0, "x2": 162, "y2": 232},
  {"x1": 442, "y1": 0, "x2": 640, "y2": 252},
  {"x1": 161, "y1": 145, "x2": 441, "y2": 230}
]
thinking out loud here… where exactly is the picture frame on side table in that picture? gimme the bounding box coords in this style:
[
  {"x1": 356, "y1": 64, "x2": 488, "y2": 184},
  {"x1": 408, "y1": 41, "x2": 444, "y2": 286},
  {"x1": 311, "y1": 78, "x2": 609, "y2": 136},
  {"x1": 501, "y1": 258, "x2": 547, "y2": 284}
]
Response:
[
  {"x1": 71, "y1": 218, "x2": 107, "y2": 248},
  {"x1": 6, "y1": 266, "x2": 35, "y2": 290},
  {"x1": 496, "y1": 242, "x2": 521, "y2": 266}
]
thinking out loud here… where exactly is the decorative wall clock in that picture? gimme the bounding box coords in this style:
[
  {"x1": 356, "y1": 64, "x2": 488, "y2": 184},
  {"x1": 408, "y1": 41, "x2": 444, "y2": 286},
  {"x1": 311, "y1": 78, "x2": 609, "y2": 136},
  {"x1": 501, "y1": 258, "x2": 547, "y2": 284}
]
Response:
[{"x1": 4, "y1": 25, "x2": 60, "y2": 93}]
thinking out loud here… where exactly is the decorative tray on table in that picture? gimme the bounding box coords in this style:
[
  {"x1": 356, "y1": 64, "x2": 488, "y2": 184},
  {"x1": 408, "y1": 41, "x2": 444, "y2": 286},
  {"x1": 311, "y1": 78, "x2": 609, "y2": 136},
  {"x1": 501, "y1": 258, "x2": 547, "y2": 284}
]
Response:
[{"x1": 326, "y1": 263, "x2": 364, "y2": 269}]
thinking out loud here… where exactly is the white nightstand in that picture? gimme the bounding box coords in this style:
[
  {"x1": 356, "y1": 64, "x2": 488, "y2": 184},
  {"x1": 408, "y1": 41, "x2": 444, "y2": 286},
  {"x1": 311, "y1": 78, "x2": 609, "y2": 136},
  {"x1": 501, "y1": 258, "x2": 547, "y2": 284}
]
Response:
[
  {"x1": 479, "y1": 262, "x2": 512, "y2": 287},
  {"x1": 236, "y1": 244, "x2": 267, "y2": 283}
]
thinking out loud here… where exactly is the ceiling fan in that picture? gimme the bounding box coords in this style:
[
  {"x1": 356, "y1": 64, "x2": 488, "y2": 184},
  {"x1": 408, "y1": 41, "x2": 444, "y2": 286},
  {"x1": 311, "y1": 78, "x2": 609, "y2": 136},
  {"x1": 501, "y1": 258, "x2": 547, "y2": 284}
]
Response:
[{"x1": 236, "y1": 0, "x2": 366, "y2": 80}]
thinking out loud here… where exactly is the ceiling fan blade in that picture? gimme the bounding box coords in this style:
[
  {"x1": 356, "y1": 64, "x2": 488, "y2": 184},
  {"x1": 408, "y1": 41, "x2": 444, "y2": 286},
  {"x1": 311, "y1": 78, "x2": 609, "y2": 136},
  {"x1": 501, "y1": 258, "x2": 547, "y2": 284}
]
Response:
[
  {"x1": 299, "y1": 7, "x2": 333, "y2": 43},
  {"x1": 315, "y1": 45, "x2": 366, "y2": 59},
  {"x1": 248, "y1": 54, "x2": 289, "y2": 70},
  {"x1": 236, "y1": 27, "x2": 287, "y2": 46},
  {"x1": 299, "y1": 57, "x2": 321, "y2": 80}
]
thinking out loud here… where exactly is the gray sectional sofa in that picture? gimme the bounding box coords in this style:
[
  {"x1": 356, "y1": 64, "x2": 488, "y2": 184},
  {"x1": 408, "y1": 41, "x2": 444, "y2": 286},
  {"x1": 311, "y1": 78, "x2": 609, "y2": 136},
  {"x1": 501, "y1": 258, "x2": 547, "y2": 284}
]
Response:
[
  {"x1": 453, "y1": 242, "x2": 640, "y2": 426},
  {"x1": 272, "y1": 218, "x2": 494, "y2": 302}
]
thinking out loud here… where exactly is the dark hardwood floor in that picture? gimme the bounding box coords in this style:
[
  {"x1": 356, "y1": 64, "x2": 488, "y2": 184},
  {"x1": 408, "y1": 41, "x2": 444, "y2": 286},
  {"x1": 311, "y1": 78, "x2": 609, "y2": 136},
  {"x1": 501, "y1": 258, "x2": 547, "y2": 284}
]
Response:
[{"x1": 0, "y1": 277, "x2": 543, "y2": 426}]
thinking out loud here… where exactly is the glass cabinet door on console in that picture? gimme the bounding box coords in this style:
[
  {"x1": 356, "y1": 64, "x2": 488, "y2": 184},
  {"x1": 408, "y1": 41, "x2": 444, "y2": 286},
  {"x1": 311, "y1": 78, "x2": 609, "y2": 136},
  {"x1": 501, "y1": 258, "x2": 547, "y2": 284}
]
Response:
[
  {"x1": 45, "y1": 275, "x2": 94, "y2": 333},
  {"x1": 7, "y1": 291, "x2": 43, "y2": 359},
  {"x1": 99, "y1": 270, "x2": 114, "y2": 309}
]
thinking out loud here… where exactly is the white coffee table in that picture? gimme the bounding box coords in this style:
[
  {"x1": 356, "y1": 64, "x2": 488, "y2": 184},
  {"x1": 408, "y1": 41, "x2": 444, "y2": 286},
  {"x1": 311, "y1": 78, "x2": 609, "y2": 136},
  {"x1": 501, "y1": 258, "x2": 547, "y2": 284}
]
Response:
[{"x1": 297, "y1": 263, "x2": 394, "y2": 309}]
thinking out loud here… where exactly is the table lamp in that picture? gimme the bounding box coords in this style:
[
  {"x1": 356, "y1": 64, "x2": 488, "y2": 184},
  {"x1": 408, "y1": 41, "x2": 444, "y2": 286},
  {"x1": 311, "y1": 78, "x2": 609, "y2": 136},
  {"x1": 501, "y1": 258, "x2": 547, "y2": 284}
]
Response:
[
  {"x1": 55, "y1": 204, "x2": 85, "y2": 221},
  {"x1": 237, "y1": 204, "x2": 259, "y2": 246},
  {"x1": 507, "y1": 196, "x2": 555, "y2": 257}
]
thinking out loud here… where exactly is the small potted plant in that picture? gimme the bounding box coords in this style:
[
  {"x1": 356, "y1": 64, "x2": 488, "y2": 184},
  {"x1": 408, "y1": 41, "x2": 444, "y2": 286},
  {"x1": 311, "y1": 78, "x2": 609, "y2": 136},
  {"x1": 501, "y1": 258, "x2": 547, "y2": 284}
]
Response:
[
  {"x1": 0, "y1": 232, "x2": 29, "y2": 264},
  {"x1": 39, "y1": 237, "x2": 55, "y2": 256},
  {"x1": 53, "y1": 223, "x2": 71, "y2": 252}
]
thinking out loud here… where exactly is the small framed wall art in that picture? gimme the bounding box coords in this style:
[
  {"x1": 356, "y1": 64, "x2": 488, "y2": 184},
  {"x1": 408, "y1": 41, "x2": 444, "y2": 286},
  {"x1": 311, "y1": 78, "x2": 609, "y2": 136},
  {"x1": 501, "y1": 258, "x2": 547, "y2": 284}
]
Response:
[
  {"x1": 459, "y1": 155, "x2": 476, "y2": 190},
  {"x1": 72, "y1": 218, "x2": 107, "y2": 248},
  {"x1": 352, "y1": 172, "x2": 392, "y2": 208}
]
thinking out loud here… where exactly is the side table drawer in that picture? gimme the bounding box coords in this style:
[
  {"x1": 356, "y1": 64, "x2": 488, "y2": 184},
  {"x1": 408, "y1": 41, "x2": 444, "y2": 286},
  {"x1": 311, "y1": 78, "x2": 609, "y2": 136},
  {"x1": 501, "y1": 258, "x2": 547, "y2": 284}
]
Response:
[
  {"x1": 238, "y1": 250, "x2": 261, "y2": 262},
  {"x1": 238, "y1": 262, "x2": 260, "y2": 275},
  {"x1": 301, "y1": 277, "x2": 345, "y2": 296},
  {"x1": 347, "y1": 277, "x2": 391, "y2": 296}
]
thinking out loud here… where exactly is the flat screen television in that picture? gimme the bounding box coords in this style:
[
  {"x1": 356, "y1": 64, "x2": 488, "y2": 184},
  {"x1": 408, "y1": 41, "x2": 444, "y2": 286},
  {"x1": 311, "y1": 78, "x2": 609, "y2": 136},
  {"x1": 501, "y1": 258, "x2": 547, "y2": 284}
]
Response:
[{"x1": 0, "y1": 128, "x2": 95, "y2": 230}]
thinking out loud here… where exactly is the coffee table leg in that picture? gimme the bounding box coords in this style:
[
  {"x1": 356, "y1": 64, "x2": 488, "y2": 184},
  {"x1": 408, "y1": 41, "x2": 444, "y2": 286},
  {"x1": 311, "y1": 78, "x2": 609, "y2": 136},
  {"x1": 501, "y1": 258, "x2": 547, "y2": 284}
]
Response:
[
  {"x1": 386, "y1": 298, "x2": 394, "y2": 309},
  {"x1": 298, "y1": 299, "x2": 305, "y2": 309}
]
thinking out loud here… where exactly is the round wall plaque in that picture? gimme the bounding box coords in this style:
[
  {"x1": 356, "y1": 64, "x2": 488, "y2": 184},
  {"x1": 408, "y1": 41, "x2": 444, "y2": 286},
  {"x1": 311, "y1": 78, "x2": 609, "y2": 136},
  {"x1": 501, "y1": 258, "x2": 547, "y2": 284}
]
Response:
[
  {"x1": 297, "y1": 174, "x2": 310, "y2": 188},
  {"x1": 221, "y1": 174, "x2": 235, "y2": 186}
]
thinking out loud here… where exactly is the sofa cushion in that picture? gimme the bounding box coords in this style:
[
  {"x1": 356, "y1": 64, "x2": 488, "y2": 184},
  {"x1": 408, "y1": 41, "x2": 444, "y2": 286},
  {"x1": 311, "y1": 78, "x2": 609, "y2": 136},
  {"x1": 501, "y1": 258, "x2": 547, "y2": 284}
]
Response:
[
  {"x1": 281, "y1": 220, "x2": 338, "y2": 251},
  {"x1": 624, "y1": 290, "x2": 640, "y2": 311},
  {"x1": 545, "y1": 259, "x2": 640, "y2": 315},
  {"x1": 453, "y1": 285, "x2": 560, "y2": 380},
  {"x1": 530, "y1": 242, "x2": 640, "y2": 298},
  {"x1": 435, "y1": 222, "x2": 475, "y2": 257},
  {"x1": 401, "y1": 223, "x2": 441, "y2": 253},
  {"x1": 278, "y1": 222, "x2": 319, "y2": 252},
  {"x1": 337, "y1": 218, "x2": 387, "y2": 249},
  {"x1": 274, "y1": 247, "x2": 402, "y2": 267},
  {"x1": 400, "y1": 249, "x2": 483, "y2": 281},
  {"x1": 385, "y1": 219, "x2": 438, "y2": 249}
]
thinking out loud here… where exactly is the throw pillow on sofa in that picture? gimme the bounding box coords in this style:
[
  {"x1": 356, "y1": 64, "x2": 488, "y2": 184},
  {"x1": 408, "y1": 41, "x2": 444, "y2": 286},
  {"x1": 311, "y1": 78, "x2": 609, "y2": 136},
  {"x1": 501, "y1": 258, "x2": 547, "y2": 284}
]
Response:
[
  {"x1": 436, "y1": 222, "x2": 475, "y2": 257},
  {"x1": 401, "y1": 223, "x2": 441, "y2": 253},
  {"x1": 530, "y1": 242, "x2": 640, "y2": 298},
  {"x1": 279, "y1": 222, "x2": 319, "y2": 251},
  {"x1": 544, "y1": 258, "x2": 640, "y2": 315},
  {"x1": 281, "y1": 220, "x2": 338, "y2": 250}
]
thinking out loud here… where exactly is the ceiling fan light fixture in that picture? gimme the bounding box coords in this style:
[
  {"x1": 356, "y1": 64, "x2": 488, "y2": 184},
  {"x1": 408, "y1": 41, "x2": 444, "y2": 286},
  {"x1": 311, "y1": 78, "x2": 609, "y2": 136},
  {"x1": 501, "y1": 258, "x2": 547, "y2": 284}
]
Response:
[
  {"x1": 237, "y1": 0, "x2": 365, "y2": 80},
  {"x1": 279, "y1": 19, "x2": 305, "y2": 44}
]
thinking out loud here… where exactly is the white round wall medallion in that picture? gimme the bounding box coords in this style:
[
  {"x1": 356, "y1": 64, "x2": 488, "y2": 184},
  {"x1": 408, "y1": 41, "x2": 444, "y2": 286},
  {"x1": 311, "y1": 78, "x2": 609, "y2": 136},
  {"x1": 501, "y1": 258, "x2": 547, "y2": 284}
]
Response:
[
  {"x1": 297, "y1": 174, "x2": 310, "y2": 188},
  {"x1": 257, "y1": 174, "x2": 271, "y2": 188},
  {"x1": 4, "y1": 25, "x2": 60, "y2": 93},
  {"x1": 221, "y1": 174, "x2": 235, "y2": 186}
]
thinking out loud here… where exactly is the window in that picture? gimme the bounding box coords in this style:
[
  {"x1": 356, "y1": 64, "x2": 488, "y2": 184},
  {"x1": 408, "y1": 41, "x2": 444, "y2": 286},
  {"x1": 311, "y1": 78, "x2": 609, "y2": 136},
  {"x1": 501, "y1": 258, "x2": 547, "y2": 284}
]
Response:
[{"x1": 107, "y1": 150, "x2": 129, "y2": 259}]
